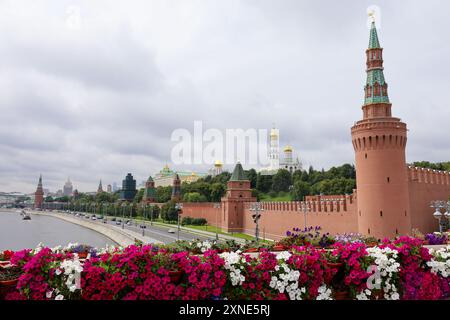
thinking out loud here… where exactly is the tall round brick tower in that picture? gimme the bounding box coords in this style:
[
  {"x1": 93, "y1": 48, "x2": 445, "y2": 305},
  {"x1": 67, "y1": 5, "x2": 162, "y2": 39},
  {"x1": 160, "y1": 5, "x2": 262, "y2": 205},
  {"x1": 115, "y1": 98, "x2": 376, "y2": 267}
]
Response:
[{"x1": 351, "y1": 20, "x2": 411, "y2": 239}]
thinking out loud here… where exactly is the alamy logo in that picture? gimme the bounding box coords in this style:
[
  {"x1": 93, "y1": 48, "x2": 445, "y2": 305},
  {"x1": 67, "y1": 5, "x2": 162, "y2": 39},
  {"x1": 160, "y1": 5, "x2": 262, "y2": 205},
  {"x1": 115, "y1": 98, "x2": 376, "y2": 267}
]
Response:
[
  {"x1": 171, "y1": 121, "x2": 271, "y2": 166},
  {"x1": 366, "y1": 265, "x2": 381, "y2": 290}
]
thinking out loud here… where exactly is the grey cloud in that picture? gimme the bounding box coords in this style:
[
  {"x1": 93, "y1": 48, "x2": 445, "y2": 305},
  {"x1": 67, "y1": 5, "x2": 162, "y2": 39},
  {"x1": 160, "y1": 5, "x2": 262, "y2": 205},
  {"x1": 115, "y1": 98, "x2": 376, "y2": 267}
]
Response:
[{"x1": 0, "y1": 0, "x2": 449, "y2": 193}]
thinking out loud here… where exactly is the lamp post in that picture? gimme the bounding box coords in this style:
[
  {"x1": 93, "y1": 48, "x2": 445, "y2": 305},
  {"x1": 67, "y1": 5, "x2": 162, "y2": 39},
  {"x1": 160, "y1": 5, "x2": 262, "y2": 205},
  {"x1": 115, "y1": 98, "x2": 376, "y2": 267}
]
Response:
[
  {"x1": 250, "y1": 202, "x2": 264, "y2": 243},
  {"x1": 121, "y1": 203, "x2": 125, "y2": 229},
  {"x1": 213, "y1": 203, "x2": 221, "y2": 241},
  {"x1": 150, "y1": 205, "x2": 154, "y2": 226},
  {"x1": 175, "y1": 203, "x2": 183, "y2": 241},
  {"x1": 430, "y1": 200, "x2": 450, "y2": 233},
  {"x1": 299, "y1": 201, "x2": 311, "y2": 229}
]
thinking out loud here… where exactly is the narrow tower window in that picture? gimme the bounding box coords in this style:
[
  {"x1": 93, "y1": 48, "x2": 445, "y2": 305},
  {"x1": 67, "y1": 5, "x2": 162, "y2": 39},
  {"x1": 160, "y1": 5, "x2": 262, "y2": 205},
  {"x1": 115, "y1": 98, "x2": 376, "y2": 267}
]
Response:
[
  {"x1": 380, "y1": 211, "x2": 383, "y2": 217},
  {"x1": 387, "y1": 177, "x2": 390, "y2": 183},
  {"x1": 368, "y1": 228, "x2": 371, "y2": 234}
]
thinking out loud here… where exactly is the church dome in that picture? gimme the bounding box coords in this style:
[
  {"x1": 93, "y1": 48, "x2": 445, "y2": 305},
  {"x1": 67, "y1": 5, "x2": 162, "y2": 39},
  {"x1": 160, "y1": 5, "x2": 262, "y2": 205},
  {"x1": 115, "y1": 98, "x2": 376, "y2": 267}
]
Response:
[
  {"x1": 214, "y1": 160, "x2": 223, "y2": 167},
  {"x1": 270, "y1": 128, "x2": 278, "y2": 138},
  {"x1": 283, "y1": 145, "x2": 293, "y2": 152}
]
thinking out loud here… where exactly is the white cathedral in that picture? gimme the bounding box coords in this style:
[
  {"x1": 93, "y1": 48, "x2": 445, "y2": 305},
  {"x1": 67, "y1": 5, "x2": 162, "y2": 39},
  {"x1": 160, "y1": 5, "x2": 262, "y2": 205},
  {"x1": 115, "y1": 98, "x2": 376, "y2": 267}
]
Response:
[{"x1": 260, "y1": 126, "x2": 302, "y2": 175}]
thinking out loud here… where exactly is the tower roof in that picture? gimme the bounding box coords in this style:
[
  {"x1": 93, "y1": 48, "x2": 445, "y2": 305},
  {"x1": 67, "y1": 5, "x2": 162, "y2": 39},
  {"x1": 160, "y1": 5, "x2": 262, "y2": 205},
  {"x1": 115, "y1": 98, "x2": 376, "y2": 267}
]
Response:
[
  {"x1": 364, "y1": 20, "x2": 390, "y2": 106},
  {"x1": 230, "y1": 162, "x2": 247, "y2": 181},
  {"x1": 147, "y1": 176, "x2": 154, "y2": 182},
  {"x1": 368, "y1": 21, "x2": 380, "y2": 49}
]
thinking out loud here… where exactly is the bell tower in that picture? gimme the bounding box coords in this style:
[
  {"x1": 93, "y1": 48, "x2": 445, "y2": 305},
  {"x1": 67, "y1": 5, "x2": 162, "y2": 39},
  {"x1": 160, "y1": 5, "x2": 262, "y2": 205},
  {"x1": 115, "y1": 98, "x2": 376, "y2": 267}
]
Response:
[{"x1": 351, "y1": 18, "x2": 411, "y2": 239}]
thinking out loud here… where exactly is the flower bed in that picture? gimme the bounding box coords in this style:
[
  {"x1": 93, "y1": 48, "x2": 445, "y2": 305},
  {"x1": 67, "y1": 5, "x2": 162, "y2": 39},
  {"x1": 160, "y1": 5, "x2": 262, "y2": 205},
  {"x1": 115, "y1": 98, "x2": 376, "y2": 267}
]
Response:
[{"x1": 1, "y1": 237, "x2": 449, "y2": 300}]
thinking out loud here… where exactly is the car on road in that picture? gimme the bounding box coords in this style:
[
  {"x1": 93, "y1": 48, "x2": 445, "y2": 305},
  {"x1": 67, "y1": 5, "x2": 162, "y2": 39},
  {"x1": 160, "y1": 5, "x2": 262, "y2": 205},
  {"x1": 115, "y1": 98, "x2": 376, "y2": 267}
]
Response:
[
  {"x1": 91, "y1": 216, "x2": 97, "y2": 220},
  {"x1": 111, "y1": 217, "x2": 116, "y2": 222},
  {"x1": 126, "y1": 220, "x2": 132, "y2": 226},
  {"x1": 115, "y1": 221, "x2": 121, "y2": 225},
  {"x1": 75, "y1": 213, "x2": 80, "y2": 217},
  {"x1": 167, "y1": 228, "x2": 176, "y2": 234}
]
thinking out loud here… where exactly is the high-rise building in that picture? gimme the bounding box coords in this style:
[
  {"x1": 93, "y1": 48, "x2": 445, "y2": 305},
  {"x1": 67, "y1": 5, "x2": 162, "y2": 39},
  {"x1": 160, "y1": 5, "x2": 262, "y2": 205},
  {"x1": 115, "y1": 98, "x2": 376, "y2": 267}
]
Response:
[
  {"x1": 63, "y1": 177, "x2": 73, "y2": 197},
  {"x1": 119, "y1": 173, "x2": 137, "y2": 201},
  {"x1": 107, "y1": 184, "x2": 112, "y2": 193},
  {"x1": 34, "y1": 175, "x2": 44, "y2": 209}
]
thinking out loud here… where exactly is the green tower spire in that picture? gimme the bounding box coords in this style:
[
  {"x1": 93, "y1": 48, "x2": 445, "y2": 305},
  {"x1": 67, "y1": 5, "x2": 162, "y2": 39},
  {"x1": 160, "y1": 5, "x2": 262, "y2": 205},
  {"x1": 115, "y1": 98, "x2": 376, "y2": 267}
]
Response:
[
  {"x1": 230, "y1": 162, "x2": 247, "y2": 181},
  {"x1": 368, "y1": 21, "x2": 380, "y2": 49},
  {"x1": 364, "y1": 21, "x2": 390, "y2": 105}
]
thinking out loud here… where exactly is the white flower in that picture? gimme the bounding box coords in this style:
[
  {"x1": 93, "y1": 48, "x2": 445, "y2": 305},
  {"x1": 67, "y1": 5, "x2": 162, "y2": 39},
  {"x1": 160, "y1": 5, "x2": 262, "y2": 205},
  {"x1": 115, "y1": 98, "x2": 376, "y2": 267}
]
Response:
[{"x1": 55, "y1": 295, "x2": 64, "y2": 300}]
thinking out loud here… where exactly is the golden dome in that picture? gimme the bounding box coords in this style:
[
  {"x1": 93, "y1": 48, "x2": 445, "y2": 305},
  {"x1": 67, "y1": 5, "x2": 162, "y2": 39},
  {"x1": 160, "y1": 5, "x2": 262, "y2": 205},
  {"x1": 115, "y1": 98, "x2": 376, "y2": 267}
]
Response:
[
  {"x1": 270, "y1": 128, "x2": 278, "y2": 137},
  {"x1": 191, "y1": 172, "x2": 197, "y2": 176},
  {"x1": 283, "y1": 145, "x2": 293, "y2": 152},
  {"x1": 214, "y1": 160, "x2": 223, "y2": 167}
]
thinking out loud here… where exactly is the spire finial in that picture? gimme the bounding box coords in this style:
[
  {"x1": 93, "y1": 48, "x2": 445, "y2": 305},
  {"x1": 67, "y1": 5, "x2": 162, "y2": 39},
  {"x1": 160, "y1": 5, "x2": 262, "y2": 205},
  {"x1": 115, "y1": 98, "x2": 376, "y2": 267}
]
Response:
[{"x1": 368, "y1": 9, "x2": 376, "y2": 23}]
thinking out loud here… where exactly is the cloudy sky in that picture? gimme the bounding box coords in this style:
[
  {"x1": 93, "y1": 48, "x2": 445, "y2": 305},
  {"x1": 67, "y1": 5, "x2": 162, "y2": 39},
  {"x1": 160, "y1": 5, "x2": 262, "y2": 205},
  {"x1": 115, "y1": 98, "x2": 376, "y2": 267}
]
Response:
[{"x1": 0, "y1": 0, "x2": 449, "y2": 193}]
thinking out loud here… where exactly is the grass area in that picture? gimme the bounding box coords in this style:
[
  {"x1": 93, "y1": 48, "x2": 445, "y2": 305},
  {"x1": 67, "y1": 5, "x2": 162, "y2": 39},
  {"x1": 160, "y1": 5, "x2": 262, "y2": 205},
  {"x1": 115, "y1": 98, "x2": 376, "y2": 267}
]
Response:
[
  {"x1": 106, "y1": 215, "x2": 271, "y2": 243},
  {"x1": 259, "y1": 192, "x2": 292, "y2": 202}
]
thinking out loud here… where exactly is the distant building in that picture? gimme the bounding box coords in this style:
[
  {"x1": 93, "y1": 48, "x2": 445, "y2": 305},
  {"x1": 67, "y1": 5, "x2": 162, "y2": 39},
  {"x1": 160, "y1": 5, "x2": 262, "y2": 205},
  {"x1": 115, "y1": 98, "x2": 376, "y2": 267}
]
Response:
[
  {"x1": 208, "y1": 160, "x2": 224, "y2": 176},
  {"x1": 97, "y1": 180, "x2": 103, "y2": 194},
  {"x1": 112, "y1": 182, "x2": 118, "y2": 192},
  {"x1": 34, "y1": 175, "x2": 44, "y2": 209},
  {"x1": 260, "y1": 126, "x2": 302, "y2": 175},
  {"x1": 153, "y1": 164, "x2": 206, "y2": 187},
  {"x1": 107, "y1": 184, "x2": 112, "y2": 193},
  {"x1": 279, "y1": 145, "x2": 301, "y2": 173},
  {"x1": 63, "y1": 177, "x2": 73, "y2": 196},
  {"x1": 119, "y1": 173, "x2": 137, "y2": 202},
  {"x1": 171, "y1": 174, "x2": 181, "y2": 202}
]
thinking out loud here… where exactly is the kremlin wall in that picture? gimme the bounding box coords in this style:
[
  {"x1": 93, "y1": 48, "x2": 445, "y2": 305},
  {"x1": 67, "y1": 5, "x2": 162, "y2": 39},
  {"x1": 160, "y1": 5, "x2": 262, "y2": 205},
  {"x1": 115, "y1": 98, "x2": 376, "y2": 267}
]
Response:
[{"x1": 174, "y1": 21, "x2": 450, "y2": 240}]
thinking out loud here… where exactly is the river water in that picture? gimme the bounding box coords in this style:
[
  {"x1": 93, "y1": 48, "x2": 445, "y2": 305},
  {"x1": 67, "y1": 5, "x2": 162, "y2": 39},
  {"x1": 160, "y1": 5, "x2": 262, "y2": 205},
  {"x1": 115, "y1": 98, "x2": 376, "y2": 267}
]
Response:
[{"x1": 0, "y1": 210, "x2": 115, "y2": 251}]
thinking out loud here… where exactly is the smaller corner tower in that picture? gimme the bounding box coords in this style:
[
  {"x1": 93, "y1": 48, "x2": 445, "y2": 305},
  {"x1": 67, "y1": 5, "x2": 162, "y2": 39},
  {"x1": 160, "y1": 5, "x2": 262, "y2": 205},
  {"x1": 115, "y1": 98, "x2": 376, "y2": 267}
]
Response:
[
  {"x1": 143, "y1": 176, "x2": 157, "y2": 203},
  {"x1": 221, "y1": 162, "x2": 256, "y2": 233}
]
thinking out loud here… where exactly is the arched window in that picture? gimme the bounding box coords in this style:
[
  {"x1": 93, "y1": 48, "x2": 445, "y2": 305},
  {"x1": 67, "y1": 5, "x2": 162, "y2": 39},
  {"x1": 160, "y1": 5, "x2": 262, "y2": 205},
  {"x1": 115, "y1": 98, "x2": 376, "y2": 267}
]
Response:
[{"x1": 374, "y1": 83, "x2": 380, "y2": 96}]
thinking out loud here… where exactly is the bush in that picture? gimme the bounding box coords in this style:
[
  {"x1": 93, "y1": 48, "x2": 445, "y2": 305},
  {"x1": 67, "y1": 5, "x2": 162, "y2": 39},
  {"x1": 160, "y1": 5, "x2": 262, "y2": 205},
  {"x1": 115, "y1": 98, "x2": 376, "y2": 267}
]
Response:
[
  {"x1": 181, "y1": 217, "x2": 207, "y2": 226},
  {"x1": 181, "y1": 216, "x2": 193, "y2": 226},
  {"x1": 192, "y1": 218, "x2": 207, "y2": 226}
]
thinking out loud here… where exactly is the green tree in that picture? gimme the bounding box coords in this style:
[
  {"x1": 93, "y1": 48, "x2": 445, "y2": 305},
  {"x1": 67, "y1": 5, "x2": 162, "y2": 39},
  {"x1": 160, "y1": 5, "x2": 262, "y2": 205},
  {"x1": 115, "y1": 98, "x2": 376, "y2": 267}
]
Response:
[
  {"x1": 183, "y1": 192, "x2": 208, "y2": 202},
  {"x1": 291, "y1": 180, "x2": 311, "y2": 201},
  {"x1": 256, "y1": 173, "x2": 272, "y2": 193},
  {"x1": 160, "y1": 201, "x2": 179, "y2": 221},
  {"x1": 210, "y1": 183, "x2": 225, "y2": 202},
  {"x1": 245, "y1": 169, "x2": 257, "y2": 188},
  {"x1": 156, "y1": 186, "x2": 172, "y2": 203},
  {"x1": 134, "y1": 188, "x2": 144, "y2": 203},
  {"x1": 272, "y1": 169, "x2": 292, "y2": 192}
]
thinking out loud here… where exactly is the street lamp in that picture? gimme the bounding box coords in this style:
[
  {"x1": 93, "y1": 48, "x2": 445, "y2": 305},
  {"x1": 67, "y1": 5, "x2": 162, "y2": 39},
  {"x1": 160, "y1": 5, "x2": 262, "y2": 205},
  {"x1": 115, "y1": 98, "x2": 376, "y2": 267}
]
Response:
[
  {"x1": 121, "y1": 203, "x2": 125, "y2": 229},
  {"x1": 213, "y1": 203, "x2": 221, "y2": 241},
  {"x1": 299, "y1": 201, "x2": 311, "y2": 229},
  {"x1": 250, "y1": 202, "x2": 264, "y2": 243},
  {"x1": 175, "y1": 203, "x2": 183, "y2": 241},
  {"x1": 431, "y1": 200, "x2": 450, "y2": 233}
]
